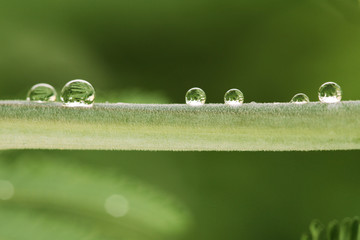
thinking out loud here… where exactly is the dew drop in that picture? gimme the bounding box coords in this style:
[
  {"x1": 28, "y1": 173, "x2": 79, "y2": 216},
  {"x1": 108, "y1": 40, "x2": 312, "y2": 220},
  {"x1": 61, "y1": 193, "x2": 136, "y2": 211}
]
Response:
[
  {"x1": 224, "y1": 88, "x2": 244, "y2": 106},
  {"x1": 60, "y1": 79, "x2": 95, "y2": 107},
  {"x1": 318, "y1": 82, "x2": 342, "y2": 103},
  {"x1": 26, "y1": 83, "x2": 57, "y2": 102},
  {"x1": 290, "y1": 93, "x2": 309, "y2": 104},
  {"x1": 185, "y1": 87, "x2": 206, "y2": 106}
]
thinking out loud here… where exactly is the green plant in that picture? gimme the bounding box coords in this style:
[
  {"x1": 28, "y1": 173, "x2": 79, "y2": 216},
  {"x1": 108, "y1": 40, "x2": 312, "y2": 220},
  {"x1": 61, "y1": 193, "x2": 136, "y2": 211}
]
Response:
[
  {"x1": 1, "y1": 100, "x2": 360, "y2": 151},
  {"x1": 301, "y1": 217, "x2": 359, "y2": 240},
  {"x1": 0, "y1": 151, "x2": 191, "y2": 240}
]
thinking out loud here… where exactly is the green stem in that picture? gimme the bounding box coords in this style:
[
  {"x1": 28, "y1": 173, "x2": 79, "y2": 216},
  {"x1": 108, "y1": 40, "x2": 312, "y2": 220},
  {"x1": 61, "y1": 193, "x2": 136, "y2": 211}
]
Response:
[{"x1": 1, "y1": 100, "x2": 360, "y2": 151}]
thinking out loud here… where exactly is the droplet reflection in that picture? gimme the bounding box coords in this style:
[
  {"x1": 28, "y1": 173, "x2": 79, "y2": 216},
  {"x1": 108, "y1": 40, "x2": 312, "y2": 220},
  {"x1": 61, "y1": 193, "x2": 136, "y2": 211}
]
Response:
[
  {"x1": 27, "y1": 83, "x2": 57, "y2": 102},
  {"x1": 291, "y1": 93, "x2": 310, "y2": 104},
  {"x1": 224, "y1": 88, "x2": 244, "y2": 106},
  {"x1": 185, "y1": 87, "x2": 206, "y2": 106},
  {"x1": 60, "y1": 79, "x2": 95, "y2": 107},
  {"x1": 318, "y1": 82, "x2": 342, "y2": 103}
]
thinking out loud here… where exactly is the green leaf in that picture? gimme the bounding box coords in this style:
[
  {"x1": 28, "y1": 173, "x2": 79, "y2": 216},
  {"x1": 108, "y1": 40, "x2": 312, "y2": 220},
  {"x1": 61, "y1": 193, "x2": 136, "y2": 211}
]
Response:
[
  {"x1": 301, "y1": 233, "x2": 312, "y2": 240},
  {"x1": 327, "y1": 220, "x2": 340, "y2": 240},
  {"x1": 1, "y1": 100, "x2": 360, "y2": 151},
  {"x1": 302, "y1": 217, "x2": 360, "y2": 240},
  {"x1": 310, "y1": 219, "x2": 326, "y2": 240},
  {"x1": 0, "y1": 152, "x2": 191, "y2": 240},
  {"x1": 340, "y1": 218, "x2": 352, "y2": 240},
  {"x1": 350, "y1": 217, "x2": 359, "y2": 240}
]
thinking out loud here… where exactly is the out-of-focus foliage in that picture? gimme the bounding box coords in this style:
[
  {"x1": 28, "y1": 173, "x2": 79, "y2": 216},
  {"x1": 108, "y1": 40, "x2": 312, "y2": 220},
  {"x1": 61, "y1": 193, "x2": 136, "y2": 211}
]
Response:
[
  {"x1": 1, "y1": 0, "x2": 360, "y2": 239},
  {"x1": 1, "y1": 0, "x2": 360, "y2": 103},
  {"x1": 2, "y1": 151, "x2": 360, "y2": 240},
  {"x1": 301, "y1": 217, "x2": 359, "y2": 240},
  {"x1": 0, "y1": 151, "x2": 191, "y2": 240}
]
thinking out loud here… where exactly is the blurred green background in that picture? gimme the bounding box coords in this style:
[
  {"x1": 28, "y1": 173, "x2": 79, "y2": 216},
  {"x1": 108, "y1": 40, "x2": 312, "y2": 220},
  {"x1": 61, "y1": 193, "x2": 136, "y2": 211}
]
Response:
[{"x1": 1, "y1": 0, "x2": 360, "y2": 239}]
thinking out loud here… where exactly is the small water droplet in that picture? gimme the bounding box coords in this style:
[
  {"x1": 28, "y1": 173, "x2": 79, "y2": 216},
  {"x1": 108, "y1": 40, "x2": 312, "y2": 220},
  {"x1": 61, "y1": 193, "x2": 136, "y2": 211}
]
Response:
[
  {"x1": 224, "y1": 88, "x2": 244, "y2": 106},
  {"x1": 26, "y1": 83, "x2": 57, "y2": 102},
  {"x1": 60, "y1": 79, "x2": 95, "y2": 107},
  {"x1": 291, "y1": 93, "x2": 310, "y2": 104},
  {"x1": 185, "y1": 87, "x2": 206, "y2": 106},
  {"x1": 318, "y1": 82, "x2": 342, "y2": 103}
]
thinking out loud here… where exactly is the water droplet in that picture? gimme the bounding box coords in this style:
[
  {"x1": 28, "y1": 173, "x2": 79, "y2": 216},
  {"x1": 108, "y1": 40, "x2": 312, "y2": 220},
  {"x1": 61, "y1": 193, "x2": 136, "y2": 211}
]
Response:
[
  {"x1": 60, "y1": 79, "x2": 95, "y2": 107},
  {"x1": 105, "y1": 194, "x2": 129, "y2": 217},
  {"x1": 224, "y1": 88, "x2": 244, "y2": 106},
  {"x1": 26, "y1": 83, "x2": 57, "y2": 102},
  {"x1": 0, "y1": 180, "x2": 14, "y2": 200},
  {"x1": 185, "y1": 87, "x2": 206, "y2": 106},
  {"x1": 318, "y1": 82, "x2": 342, "y2": 103},
  {"x1": 291, "y1": 93, "x2": 310, "y2": 104}
]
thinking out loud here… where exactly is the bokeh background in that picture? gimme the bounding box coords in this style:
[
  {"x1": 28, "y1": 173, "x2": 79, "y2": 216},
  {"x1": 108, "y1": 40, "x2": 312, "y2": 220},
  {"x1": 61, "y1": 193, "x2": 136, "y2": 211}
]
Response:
[{"x1": 1, "y1": 0, "x2": 360, "y2": 239}]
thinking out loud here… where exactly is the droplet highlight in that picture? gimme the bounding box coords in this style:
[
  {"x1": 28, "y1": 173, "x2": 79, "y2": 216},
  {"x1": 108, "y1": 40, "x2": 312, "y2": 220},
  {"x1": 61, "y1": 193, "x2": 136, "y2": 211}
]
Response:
[
  {"x1": 60, "y1": 79, "x2": 95, "y2": 107},
  {"x1": 318, "y1": 82, "x2": 342, "y2": 103},
  {"x1": 224, "y1": 88, "x2": 244, "y2": 106},
  {"x1": 290, "y1": 93, "x2": 309, "y2": 104},
  {"x1": 26, "y1": 83, "x2": 57, "y2": 102},
  {"x1": 185, "y1": 87, "x2": 206, "y2": 106}
]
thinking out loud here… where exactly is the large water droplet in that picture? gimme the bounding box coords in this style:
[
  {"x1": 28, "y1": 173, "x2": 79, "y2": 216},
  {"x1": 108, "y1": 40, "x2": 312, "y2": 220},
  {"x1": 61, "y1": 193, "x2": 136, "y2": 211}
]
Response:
[
  {"x1": 224, "y1": 88, "x2": 244, "y2": 106},
  {"x1": 26, "y1": 83, "x2": 57, "y2": 102},
  {"x1": 290, "y1": 93, "x2": 309, "y2": 104},
  {"x1": 60, "y1": 79, "x2": 95, "y2": 107},
  {"x1": 318, "y1": 82, "x2": 342, "y2": 103},
  {"x1": 185, "y1": 87, "x2": 206, "y2": 106}
]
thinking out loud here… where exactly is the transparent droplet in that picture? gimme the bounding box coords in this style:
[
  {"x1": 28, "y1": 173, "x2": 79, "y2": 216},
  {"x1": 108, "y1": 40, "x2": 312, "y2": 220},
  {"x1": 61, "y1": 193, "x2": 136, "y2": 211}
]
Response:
[
  {"x1": 290, "y1": 93, "x2": 310, "y2": 104},
  {"x1": 60, "y1": 79, "x2": 95, "y2": 107},
  {"x1": 26, "y1": 83, "x2": 57, "y2": 102},
  {"x1": 105, "y1": 194, "x2": 129, "y2": 218},
  {"x1": 318, "y1": 82, "x2": 342, "y2": 103},
  {"x1": 224, "y1": 88, "x2": 244, "y2": 106},
  {"x1": 185, "y1": 87, "x2": 206, "y2": 106}
]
